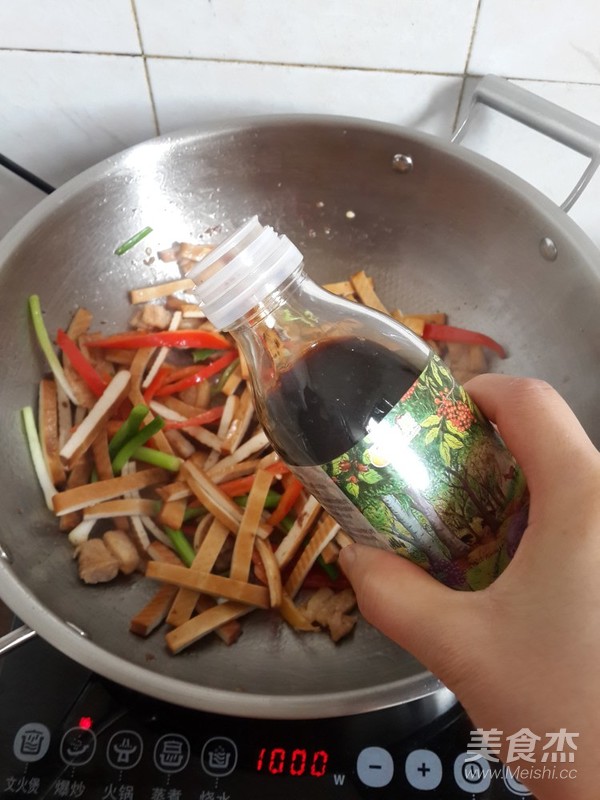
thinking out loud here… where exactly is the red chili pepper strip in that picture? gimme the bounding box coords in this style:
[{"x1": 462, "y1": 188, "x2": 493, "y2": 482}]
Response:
[
  {"x1": 301, "y1": 564, "x2": 350, "y2": 591},
  {"x1": 87, "y1": 329, "x2": 232, "y2": 351},
  {"x1": 56, "y1": 328, "x2": 108, "y2": 397},
  {"x1": 154, "y1": 351, "x2": 238, "y2": 397},
  {"x1": 142, "y1": 366, "x2": 174, "y2": 404},
  {"x1": 219, "y1": 474, "x2": 256, "y2": 497},
  {"x1": 164, "y1": 405, "x2": 225, "y2": 430},
  {"x1": 267, "y1": 476, "x2": 304, "y2": 526},
  {"x1": 422, "y1": 323, "x2": 507, "y2": 358},
  {"x1": 160, "y1": 364, "x2": 205, "y2": 386}
]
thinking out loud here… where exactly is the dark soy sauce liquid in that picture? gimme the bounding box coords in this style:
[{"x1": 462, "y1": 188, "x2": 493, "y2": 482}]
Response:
[{"x1": 264, "y1": 336, "x2": 420, "y2": 466}]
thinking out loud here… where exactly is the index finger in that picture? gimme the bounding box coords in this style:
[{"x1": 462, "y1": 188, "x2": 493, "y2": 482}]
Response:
[{"x1": 465, "y1": 374, "x2": 599, "y2": 497}]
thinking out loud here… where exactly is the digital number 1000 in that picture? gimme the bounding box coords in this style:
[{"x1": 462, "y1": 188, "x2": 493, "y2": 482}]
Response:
[{"x1": 256, "y1": 747, "x2": 329, "y2": 777}]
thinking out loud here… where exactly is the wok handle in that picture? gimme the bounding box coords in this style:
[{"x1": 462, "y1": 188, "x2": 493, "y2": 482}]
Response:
[
  {"x1": 452, "y1": 74, "x2": 600, "y2": 212},
  {"x1": 0, "y1": 623, "x2": 36, "y2": 657}
]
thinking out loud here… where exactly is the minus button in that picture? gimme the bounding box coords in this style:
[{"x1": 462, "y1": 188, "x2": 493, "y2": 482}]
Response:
[{"x1": 356, "y1": 746, "x2": 394, "y2": 788}]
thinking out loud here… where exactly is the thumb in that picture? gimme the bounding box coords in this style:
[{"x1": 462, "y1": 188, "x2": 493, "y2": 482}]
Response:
[{"x1": 339, "y1": 543, "x2": 477, "y2": 683}]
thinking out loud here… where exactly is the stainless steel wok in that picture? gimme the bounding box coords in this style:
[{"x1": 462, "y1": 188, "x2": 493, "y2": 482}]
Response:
[{"x1": 0, "y1": 77, "x2": 598, "y2": 719}]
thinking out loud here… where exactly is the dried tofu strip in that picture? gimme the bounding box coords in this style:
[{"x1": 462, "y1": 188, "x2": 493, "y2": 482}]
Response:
[
  {"x1": 58, "y1": 452, "x2": 93, "y2": 532},
  {"x1": 60, "y1": 371, "x2": 131, "y2": 467},
  {"x1": 68, "y1": 307, "x2": 94, "y2": 340},
  {"x1": 279, "y1": 592, "x2": 318, "y2": 632},
  {"x1": 320, "y1": 538, "x2": 340, "y2": 565},
  {"x1": 146, "y1": 561, "x2": 270, "y2": 609},
  {"x1": 102, "y1": 349, "x2": 136, "y2": 366},
  {"x1": 53, "y1": 467, "x2": 166, "y2": 516},
  {"x1": 178, "y1": 242, "x2": 213, "y2": 261},
  {"x1": 274, "y1": 495, "x2": 322, "y2": 568},
  {"x1": 350, "y1": 270, "x2": 389, "y2": 314},
  {"x1": 38, "y1": 378, "x2": 66, "y2": 486},
  {"x1": 335, "y1": 530, "x2": 353, "y2": 549},
  {"x1": 55, "y1": 380, "x2": 73, "y2": 451},
  {"x1": 230, "y1": 470, "x2": 274, "y2": 582},
  {"x1": 128, "y1": 348, "x2": 175, "y2": 456},
  {"x1": 195, "y1": 595, "x2": 242, "y2": 644},
  {"x1": 183, "y1": 425, "x2": 223, "y2": 452},
  {"x1": 285, "y1": 514, "x2": 341, "y2": 598},
  {"x1": 167, "y1": 518, "x2": 229, "y2": 627},
  {"x1": 83, "y1": 498, "x2": 157, "y2": 520},
  {"x1": 257, "y1": 451, "x2": 283, "y2": 471},
  {"x1": 140, "y1": 515, "x2": 174, "y2": 549},
  {"x1": 121, "y1": 462, "x2": 152, "y2": 551},
  {"x1": 323, "y1": 280, "x2": 355, "y2": 297},
  {"x1": 130, "y1": 584, "x2": 179, "y2": 637},
  {"x1": 206, "y1": 432, "x2": 269, "y2": 481},
  {"x1": 184, "y1": 461, "x2": 272, "y2": 539},
  {"x1": 221, "y1": 387, "x2": 253, "y2": 454},
  {"x1": 157, "y1": 397, "x2": 210, "y2": 418},
  {"x1": 147, "y1": 541, "x2": 182, "y2": 564},
  {"x1": 182, "y1": 461, "x2": 245, "y2": 535},
  {"x1": 166, "y1": 600, "x2": 251, "y2": 654},
  {"x1": 142, "y1": 310, "x2": 183, "y2": 388},
  {"x1": 207, "y1": 457, "x2": 262, "y2": 484},
  {"x1": 156, "y1": 481, "x2": 192, "y2": 503},
  {"x1": 204, "y1": 394, "x2": 239, "y2": 470},
  {"x1": 164, "y1": 429, "x2": 197, "y2": 459},
  {"x1": 130, "y1": 279, "x2": 195, "y2": 305},
  {"x1": 157, "y1": 498, "x2": 186, "y2": 530},
  {"x1": 91, "y1": 429, "x2": 113, "y2": 481},
  {"x1": 238, "y1": 350, "x2": 249, "y2": 380},
  {"x1": 221, "y1": 368, "x2": 243, "y2": 396},
  {"x1": 254, "y1": 538, "x2": 282, "y2": 608}
]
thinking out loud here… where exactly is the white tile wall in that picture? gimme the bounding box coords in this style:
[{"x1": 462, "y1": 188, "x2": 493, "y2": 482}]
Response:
[
  {"x1": 1, "y1": 0, "x2": 600, "y2": 254},
  {"x1": 148, "y1": 59, "x2": 462, "y2": 137},
  {"x1": 136, "y1": 0, "x2": 478, "y2": 73}
]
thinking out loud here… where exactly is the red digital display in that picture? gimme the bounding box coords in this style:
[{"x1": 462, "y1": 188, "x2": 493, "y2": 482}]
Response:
[{"x1": 256, "y1": 747, "x2": 329, "y2": 778}]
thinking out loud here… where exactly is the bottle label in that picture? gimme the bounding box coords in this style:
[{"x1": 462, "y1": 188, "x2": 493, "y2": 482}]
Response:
[{"x1": 315, "y1": 354, "x2": 528, "y2": 590}]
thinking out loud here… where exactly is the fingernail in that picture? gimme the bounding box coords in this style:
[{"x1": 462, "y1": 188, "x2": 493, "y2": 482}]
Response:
[{"x1": 339, "y1": 543, "x2": 357, "y2": 571}]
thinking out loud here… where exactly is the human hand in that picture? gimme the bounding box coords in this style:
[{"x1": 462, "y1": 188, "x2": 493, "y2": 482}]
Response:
[{"x1": 339, "y1": 375, "x2": 600, "y2": 800}]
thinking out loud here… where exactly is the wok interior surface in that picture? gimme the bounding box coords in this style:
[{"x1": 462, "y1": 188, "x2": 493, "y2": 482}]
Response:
[{"x1": 0, "y1": 117, "x2": 598, "y2": 718}]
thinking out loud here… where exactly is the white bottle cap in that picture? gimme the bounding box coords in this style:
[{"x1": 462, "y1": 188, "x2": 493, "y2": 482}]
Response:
[{"x1": 186, "y1": 216, "x2": 304, "y2": 330}]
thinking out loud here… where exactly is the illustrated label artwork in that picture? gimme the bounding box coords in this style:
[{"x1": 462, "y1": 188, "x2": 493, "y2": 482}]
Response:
[{"x1": 320, "y1": 355, "x2": 529, "y2": 590}]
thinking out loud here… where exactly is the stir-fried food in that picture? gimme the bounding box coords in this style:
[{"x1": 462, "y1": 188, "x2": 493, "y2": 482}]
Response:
[{"x1": 23, "y1": 237, "x2": 505, "y2": 653}]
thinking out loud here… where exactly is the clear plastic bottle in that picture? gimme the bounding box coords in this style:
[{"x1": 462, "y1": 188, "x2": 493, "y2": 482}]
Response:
[{"x1": 188, "y1": 217, "x2": 528, "y2": 590}]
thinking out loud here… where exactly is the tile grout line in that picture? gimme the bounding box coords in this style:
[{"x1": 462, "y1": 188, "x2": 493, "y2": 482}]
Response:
[
  {"x1": 129, "y1": 0, "x2": 160, "y2": 136},
  {"x1": 1, "y1": 44, "x2": 600, "y2": 89},
  {"x1": 452, "y1": 0, "x2": 484, "y2": 133}
]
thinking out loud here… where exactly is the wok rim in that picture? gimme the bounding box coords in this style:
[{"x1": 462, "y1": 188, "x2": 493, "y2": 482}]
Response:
[{"x1": 0, "y1": 112, "x2": 597, "y2": 718}]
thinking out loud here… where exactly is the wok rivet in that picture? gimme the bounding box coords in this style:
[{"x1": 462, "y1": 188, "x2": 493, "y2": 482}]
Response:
[
  {"x1": 66, "y1": 621, "x2": 89, "y2": 639},
  {"x1": 0, "y1": 544, "x2": 12, "y2": 563},
  {"x1": 392, "y1": 153, "x2": 414, "y2": 173},
  {"x1": 540, "y1": 236, "x2": 558, "y2": 261}
]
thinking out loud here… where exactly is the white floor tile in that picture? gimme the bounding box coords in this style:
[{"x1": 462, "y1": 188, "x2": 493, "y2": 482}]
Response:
[
  {"x1": 470, "y1": 0, "x2": 600, "y2": 83},
  {"x1": 0, "y1": 52, "x2": 156, "y2": 187},
  {"x1": 456, "y1": 77, "x2": 600, "y2": 249},
  {"x1": 137, "y1": 0, "x2": 478, "y2": 73},
  {"x1": 148, "y1": 58, "x2": 462, "y2": 138},
  {"x1": 0, "y1": 0, "x2": 140, "y2": 54}
]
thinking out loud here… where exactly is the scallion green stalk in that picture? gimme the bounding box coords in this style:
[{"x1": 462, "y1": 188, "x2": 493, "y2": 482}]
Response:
[
  {"x1": 114, "y1": 226, "x2": 153, "y2": 256},
  {"x1": 111, "y1": 417, "x2": 165, "y2": 475},
  {"x1": 21, "y1": 406, "x2": 55, "y2": 510},
  {"x1": 132, "y1": 446, "x2": 182, "y2": 473},
  {"x1": 28, "y1": 295, "x2": 77, "y2": 404},
  {"x1": 108, "y1": 404, "x2": 148, "y2": 458},
  {"x1": 165, "y1": 526, "x2": 195, "y2": 567}
]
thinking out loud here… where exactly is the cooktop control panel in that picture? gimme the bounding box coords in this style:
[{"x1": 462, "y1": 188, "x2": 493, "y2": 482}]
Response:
[{"x1": 0, "y1": 633, "x2": 533, "y2": 799}]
